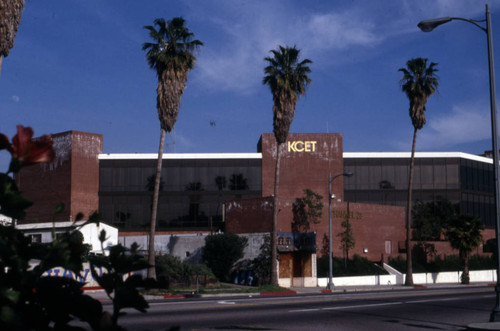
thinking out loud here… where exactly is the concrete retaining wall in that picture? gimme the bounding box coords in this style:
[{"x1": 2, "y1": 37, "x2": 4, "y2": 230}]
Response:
[{"x1": 317, "y1": 269, "x2": 497, "y2": 287}]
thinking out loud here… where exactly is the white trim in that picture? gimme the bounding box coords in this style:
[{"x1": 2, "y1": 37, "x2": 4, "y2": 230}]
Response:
[
  {"x1": 343, "y1": 152, "x2": 493, "y2": 164},
  {"x1": 98, "y1": 153, "x2": 262, "y2": 160},
  {"x1": 98, "y1": 151, "x2": 492, "y2": 163}
]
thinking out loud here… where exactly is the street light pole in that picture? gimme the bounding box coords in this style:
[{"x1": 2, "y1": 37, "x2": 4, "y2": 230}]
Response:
[
  {"x1": 327, "y1": 172, "x2": 353, "y2": 290},
  {"x1": 418, "y1": 4, "x2": 500, "y2": 322}
]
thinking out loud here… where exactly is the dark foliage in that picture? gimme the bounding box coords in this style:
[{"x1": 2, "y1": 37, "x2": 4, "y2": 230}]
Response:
[
  {"x1": 0, "y1": 126, "x2": 153, "y2": 330},
  {"x1": 252, "y1": 235, "x2": 272, "y2": 285},
  {"x1": 317, "y1": 254, "x2": 387, "y2": 277},
  {"x1": 155, "y1": 254, "x2": 214, "y2": 289},
  {"x1": 292, "y1": 189, "x2": 323, "y2": 232},
  {"x1": 203, "y1": 233, "x2": 248, "y2": 282}
]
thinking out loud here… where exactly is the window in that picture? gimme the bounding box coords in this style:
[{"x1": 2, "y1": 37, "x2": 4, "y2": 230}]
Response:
[
  {"x1": 385, "y1": 240, "x2": 392, "y2": 254},
  {"x1": 29, "y1": 234, "x2": 42, "y2": 243}
]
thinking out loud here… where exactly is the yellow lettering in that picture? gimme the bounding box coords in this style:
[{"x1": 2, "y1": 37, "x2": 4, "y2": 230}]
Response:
[{"x1": 287, "y1": 141, "x2": 318, "y2": 153}]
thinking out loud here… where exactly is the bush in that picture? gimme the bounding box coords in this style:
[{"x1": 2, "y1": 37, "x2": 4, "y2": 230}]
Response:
[
  {"x1": 252, "y1": 235, "x2": 271, "y2": 285},
  {"x1": 155, "y1": 254, "x2": 215, "y2": 289},
  {"x1": 203, "y1": 233, "x2": 248, "y2": 282},
  {"x1": 317, "y1": 254, "x2": 388, "y2": 277}
]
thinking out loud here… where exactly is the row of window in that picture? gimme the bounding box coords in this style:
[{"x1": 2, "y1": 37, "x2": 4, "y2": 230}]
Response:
[{"x1": 99, "y1": 159, "x2": 262, "y2": 192}]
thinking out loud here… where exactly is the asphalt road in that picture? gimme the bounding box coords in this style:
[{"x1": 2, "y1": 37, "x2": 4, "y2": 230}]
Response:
[{"x1": 107, "y1": 286, "x2": 497, "y2": 331}]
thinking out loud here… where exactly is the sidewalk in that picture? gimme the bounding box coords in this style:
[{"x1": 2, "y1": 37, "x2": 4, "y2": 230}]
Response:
[{"x1": 85, "y1": 281, "x2": 495, "y2": 301}]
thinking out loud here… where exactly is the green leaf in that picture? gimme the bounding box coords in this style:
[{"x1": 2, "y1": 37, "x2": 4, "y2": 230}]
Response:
[
  {"x1": 115, "y1": 287, "x2": 149, "y2": 313},
  {"x1": 54, "y1": 203, "x2": 65, "y2": 215},
  {"x1": 92, "y1": 272, "x2": 116, "y2": 295},
  {"x1": 99, "y1": 229, "x2": 107, "y2": 243},
  {"x1": 0, "y1": 173, "x2": 33, "y2": 220},
  {"x1": 75, "y1": 212, "x2": 84, "y2": 222}
]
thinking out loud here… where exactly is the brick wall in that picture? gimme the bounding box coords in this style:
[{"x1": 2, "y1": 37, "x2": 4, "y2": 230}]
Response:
[
  {"x1": 16, "y1": 131, "x2": 102, "y2": 223},
  {"x1": 226, "y1": 133, "x2": 408, "y2": 262}
]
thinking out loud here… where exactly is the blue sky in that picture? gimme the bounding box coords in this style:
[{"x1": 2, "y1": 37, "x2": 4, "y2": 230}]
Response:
[{"x1": 1, "y1": 0, "x2": 500, "y2": 171}]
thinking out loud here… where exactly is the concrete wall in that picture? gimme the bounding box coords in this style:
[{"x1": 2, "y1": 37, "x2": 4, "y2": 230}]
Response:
[
  {"x1": 118, "y1": 232, "x2": 267, "y2": 264},
  {"x1": 40, "y1": 264, "x2": 496, "y2": 290},
  {"x1": 317, "y1": 269, "x2": 497, "y2": 287},
  {"x1": 17, "y1": 221, "x2": 118, "y2": 254}
]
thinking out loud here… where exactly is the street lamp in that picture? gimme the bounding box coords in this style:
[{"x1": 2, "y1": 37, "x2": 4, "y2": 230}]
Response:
[
  {"x1": 418, "y1": 5, "x2": 500, "y2": 322},
  {"x1": 327, "y1": 172, "x2": 353, "y2": 290}
]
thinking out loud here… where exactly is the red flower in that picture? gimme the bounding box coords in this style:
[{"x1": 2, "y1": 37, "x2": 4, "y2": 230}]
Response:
[{"x1": 10, "y1": 125, "x2": 55, "y2": 166}]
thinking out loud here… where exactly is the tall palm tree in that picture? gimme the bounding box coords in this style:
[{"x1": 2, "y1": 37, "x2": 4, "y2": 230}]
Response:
[
  {"x1": 446, "y1": 214, "x2": 483, "y2": 284},
  {"x1": 143, "y1": 17, "x2": 203, "y2": 279},
  {"x1": 263, "y1": 45, "x2": 312, "y2": 285},
  {"x1": 0, "y1": 0, "x2": 25, "y2": 75},
  {"x1": 399, "y1": 57, "x2": 438, "y2": 286}
]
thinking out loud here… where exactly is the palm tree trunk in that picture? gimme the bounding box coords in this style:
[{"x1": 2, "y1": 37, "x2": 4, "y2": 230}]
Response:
[
  {"x1": 405, "y1": 127, "x2": 418, "y2": 286},
  {"x1": 271, "y1": 142, "x2": 281, "y2": 285},
  {"x1": 462, "y1": 252, "x2": 470, "y2": 284},
  {"x1": 148, "y1": 128, "x2": 166, "y2": 279}
]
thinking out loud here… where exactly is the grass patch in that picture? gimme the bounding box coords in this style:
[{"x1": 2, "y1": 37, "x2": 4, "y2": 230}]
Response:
[{"x1": 141, "y1": 283, "x2": 290, "y2": 296}]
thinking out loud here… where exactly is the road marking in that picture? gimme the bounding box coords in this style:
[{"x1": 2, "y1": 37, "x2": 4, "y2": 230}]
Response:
[
  {"x1": 289, "y1": 302, "x2": 403, "y2": 313},
  {"x1": 218, "y1": 301, "x2": 236, "y2": 305},
  {"x1": 406, "y1": 297, "x2": 459, "y2": 304},
  {"x1": 322, "y1": 302, "x2": 403, "y2": 310}
]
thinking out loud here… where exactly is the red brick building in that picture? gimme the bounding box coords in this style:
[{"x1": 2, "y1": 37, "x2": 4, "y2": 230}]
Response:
[
  {"x1": 15, "y1": 131, "x2": 102, "y2": 224},
  {"x1": 14, "y1": 130, "x2": 494, "y2": 286},
  {"x1": 226, "y1": 133, "x2": 406, "y2": 264}
]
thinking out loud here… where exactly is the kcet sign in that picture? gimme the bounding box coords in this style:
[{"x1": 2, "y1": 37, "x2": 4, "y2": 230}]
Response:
[{"x1": 287, "y1": 141, "x2": 317, "y2": 152}]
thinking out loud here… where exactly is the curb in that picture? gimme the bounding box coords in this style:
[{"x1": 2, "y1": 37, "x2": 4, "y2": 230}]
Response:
[{"x1": 260, "y1": 290, "x2": 297, "y2": 296}]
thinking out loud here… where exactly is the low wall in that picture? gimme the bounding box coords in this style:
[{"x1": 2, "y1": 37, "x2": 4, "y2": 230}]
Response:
[
  {"x1": 40, "y1": 263, "x2": 498, "y2": 290},
  {"x1": 279, "y1": 277, "x2": 316, "y2": 288},
  {"x1": 317, "y1": 269, "x2": 497, "y2": 288},
  {"x1": 318, "y1": 274, "x2": 396, "y2": 287},
  {"x1": 41, "y1": 263, "x2": 114, "y2": 289},
  {"x1": 409, "y1": 270, "x2": 497, "y2": 285}
]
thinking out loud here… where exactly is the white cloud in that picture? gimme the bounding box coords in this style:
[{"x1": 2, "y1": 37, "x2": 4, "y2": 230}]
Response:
[
  {"x1": 418, "y1": 104, "x2": 490, "y2": 149},
  {"x1": 193, "y1": 3, "x2": 381, "y2": 94},
  {"x1": 303, "y1": 12, "x2": 381, "y2": 51},
  {"x1": 190, "y1": 0, "x2": 500, "y2": 95},
  {"x1": 11, "y1": 95, "x2": 20, "y2": 102}
]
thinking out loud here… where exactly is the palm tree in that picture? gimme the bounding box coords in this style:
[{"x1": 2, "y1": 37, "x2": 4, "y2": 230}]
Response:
[
  {"x1": 0, "y1": 0, "x2": 25, "y2": 75},
  {"x1": 142, "y1": 17, "x2": 203, "y2": 279},
  {"x1": 263, "y1": 45, "x2": 312, "y2": 285},
  {"x1": 446, "y1": 214, "x2": 483, "y2": 284},
  {"x1": 399, "y1": 58, "x2": 438, "y2": 285}
]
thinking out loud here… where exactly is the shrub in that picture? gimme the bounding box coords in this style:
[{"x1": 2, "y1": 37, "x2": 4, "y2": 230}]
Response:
[
  {"x1": 203, "y1": 233, "x2": 248, "y2": 282},
  {"x1": 317, "y1": 254, "x2": 388, "y2": 277},
  {"x1": 155, "y1": 254, "x2": 215, "y2": 289}
]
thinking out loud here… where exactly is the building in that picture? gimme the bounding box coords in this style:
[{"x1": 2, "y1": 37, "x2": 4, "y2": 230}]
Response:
[
  {"x1": 16, "y1": 221, "x2": 118, "y2": 255},
  {"x1": 14, "y1": 130, "x2": 496, "y2": 286},
  {"x1": 343, "y1": 152, "x2": 496, "y2": 228}
]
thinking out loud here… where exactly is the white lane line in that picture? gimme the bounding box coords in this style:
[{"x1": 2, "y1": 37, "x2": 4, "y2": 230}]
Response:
[
  {"x1": 406, "y1": 297, "x2": 457, "y2": 304},
  {"x1": 289, "y1": 302, "x2": 403, "y2": 313},
  {"x1": 218, "y1": 301, "x2": 236, "y2": 305},
  {"x1": 322, "y1": 302, "x2": 403, "y2": 310}
]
